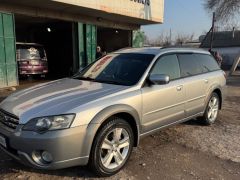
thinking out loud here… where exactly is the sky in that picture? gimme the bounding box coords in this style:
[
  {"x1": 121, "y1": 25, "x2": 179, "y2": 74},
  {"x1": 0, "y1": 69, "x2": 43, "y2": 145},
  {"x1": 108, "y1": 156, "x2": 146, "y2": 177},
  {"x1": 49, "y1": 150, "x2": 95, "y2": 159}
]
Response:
[{"x1": 142, "y1": 0, "x2": 212, "y2": 41}]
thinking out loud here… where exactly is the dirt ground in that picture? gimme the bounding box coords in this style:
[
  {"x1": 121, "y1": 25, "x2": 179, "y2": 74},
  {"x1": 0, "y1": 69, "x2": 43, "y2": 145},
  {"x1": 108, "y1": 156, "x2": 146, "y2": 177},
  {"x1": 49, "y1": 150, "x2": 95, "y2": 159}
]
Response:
[{"x1": 0, "y1": 75, "x2": 240, "y2": 180}]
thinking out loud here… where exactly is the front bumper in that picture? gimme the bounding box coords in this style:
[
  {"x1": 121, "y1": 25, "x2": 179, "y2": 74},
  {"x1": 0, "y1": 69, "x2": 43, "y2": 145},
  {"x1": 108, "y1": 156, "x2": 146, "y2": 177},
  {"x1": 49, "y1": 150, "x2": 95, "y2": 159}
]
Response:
[{"x1": 0, "y1": 123, "x2": 98, "y2": 170}]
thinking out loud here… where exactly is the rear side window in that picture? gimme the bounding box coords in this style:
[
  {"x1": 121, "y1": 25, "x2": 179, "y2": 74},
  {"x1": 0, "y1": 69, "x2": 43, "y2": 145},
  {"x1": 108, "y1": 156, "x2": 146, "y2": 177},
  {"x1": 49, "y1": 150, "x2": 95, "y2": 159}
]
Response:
[
  {"x1": 178, "y1": 54, "x2": 202, "y2": 77},
  {"x1": 151, "y1": 54, "x2": 181, "y2": 80},
  {"x1": 195, "y1": 54, "x2": 220, "y2": 73}
]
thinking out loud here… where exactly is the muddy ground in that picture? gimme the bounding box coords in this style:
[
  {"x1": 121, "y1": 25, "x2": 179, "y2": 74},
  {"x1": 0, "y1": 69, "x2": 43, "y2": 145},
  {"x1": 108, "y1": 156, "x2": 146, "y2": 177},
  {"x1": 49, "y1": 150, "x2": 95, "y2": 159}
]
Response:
[{"x1": 0, "y1": 76, "x2": 240, "y2": 180}]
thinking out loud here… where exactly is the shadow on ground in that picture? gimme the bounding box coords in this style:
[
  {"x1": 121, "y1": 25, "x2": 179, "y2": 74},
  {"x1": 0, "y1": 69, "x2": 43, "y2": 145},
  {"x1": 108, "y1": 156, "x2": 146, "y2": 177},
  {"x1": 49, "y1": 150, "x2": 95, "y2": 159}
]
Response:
[{"x1": 0, "y1": 158, "x2": 97, "y2": 179}]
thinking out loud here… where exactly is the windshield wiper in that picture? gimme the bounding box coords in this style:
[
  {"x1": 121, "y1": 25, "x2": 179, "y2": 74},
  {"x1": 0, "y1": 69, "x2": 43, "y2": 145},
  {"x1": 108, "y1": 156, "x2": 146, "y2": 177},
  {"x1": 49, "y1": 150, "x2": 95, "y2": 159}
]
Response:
[
  {"x1": 74, "y1": 77, "x2": 126, "y2": 85},
  {"x1": 94, "y1": 79, "x2": 126, "y2": 86}
]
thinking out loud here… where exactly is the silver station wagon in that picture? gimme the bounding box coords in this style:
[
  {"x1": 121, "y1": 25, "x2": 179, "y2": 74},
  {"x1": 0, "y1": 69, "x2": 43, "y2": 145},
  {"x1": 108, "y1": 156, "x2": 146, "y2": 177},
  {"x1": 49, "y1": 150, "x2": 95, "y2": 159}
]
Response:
[{"x1": 0, "y1": 47, "x2": 226, "y2": 176}]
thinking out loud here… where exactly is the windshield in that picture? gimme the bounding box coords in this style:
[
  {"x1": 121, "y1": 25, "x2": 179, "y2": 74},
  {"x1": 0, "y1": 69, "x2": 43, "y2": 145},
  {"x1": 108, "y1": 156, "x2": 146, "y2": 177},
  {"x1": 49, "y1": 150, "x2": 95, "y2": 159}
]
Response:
[
  {"x1": 73, "y1": 53, "x2": 154, "y2": 86},
  {"x1": 17, "y1": 45, "x2": 46, "y2": 60}
]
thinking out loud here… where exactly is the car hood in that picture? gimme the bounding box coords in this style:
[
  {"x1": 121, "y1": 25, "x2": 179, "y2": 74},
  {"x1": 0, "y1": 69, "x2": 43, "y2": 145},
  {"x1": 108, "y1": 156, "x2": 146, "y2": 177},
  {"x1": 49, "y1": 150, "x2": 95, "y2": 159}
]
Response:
[{"x1": 0, "y1": 78, "x2": 128, "y2": 123}]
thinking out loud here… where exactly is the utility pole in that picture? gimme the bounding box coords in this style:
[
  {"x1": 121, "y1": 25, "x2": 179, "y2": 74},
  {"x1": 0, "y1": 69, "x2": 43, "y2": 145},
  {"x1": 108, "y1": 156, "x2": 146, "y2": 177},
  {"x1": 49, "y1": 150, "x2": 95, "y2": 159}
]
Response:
[
  {"x1": 232, "y1": 27, "x2": 235, "y2": 38},
  {"x1": 210, "y1": 12, "x2": 216, "y2": 50},
  {"x1": 230, "y1": 55, "x2": 240, "y2": 75},
  {"x1": 170, "y1": 28, "x2": 172, "y2": 45}
]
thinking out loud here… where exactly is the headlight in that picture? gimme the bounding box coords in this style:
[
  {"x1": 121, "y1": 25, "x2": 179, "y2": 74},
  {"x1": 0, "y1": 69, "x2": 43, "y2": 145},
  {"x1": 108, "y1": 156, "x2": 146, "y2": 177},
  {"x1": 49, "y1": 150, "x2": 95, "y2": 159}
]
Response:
[{"x1": 22, "y1": 114, "x2": 75, "y2": 133}]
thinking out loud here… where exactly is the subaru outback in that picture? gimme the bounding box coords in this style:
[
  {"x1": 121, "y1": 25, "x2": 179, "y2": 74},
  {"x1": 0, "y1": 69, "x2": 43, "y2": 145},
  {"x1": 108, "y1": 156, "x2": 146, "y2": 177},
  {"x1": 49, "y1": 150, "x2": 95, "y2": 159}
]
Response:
[{"x1": 0, "y1": 47, "x2": 226, "y2": 176}]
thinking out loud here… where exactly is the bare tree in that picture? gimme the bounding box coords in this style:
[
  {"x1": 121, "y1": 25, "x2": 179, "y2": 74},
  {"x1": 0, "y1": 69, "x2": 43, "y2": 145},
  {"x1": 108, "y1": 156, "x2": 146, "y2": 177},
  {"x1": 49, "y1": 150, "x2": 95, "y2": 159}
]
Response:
[
  {"x1": 162, "y1": 34, "x2": 171, "y2": 46},
  {"x1": 148, "y1": 32, "x2": 172, "y2": 46},
  {"x1": 143, "y1": 34, "x2": 150, "y2": 45},
  {"x1": 145, "y1": 32, "x2": 195, "y2": 47},
  {"x1": 204, "y1": 0, "x2": 240, "y2": 21},
  {"x1": 175, "y1": 33, "x2": 195, "y2": 45},
  {"x1": 216, "y1": 19, "x2": 240, "y2": 31}
]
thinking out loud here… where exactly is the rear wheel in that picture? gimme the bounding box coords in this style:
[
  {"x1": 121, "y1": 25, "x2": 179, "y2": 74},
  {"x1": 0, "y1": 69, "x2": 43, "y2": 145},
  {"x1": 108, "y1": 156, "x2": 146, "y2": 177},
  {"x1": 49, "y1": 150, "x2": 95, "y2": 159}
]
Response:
[
  {"x1": 89, "y1": 117, "x2": 134, "y2": 177},
  {"x1": 199, "y1": 92, "x2": 220, "y2": 125}
]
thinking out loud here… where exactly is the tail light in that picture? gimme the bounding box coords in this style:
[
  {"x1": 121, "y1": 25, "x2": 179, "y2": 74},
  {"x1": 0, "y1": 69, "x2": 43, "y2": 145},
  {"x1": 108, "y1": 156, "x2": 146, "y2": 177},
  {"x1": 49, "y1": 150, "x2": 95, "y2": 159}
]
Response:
[{"x1": 19, "y1": 61, "x2": 28, "y2": 65}]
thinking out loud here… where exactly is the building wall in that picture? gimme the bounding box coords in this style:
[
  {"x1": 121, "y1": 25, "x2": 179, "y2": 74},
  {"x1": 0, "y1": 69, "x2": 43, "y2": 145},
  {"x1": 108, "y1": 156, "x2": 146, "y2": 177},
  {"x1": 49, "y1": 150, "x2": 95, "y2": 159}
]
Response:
[
  {"x1": 0, "y1": 0, "x2": 164, "y2": 30},
  {"x1": 0, "y1": 0, "x2": 164, "y2": 88},
  {"x1": 53, "y1": 0, "x2": 164, "y2": 23}
]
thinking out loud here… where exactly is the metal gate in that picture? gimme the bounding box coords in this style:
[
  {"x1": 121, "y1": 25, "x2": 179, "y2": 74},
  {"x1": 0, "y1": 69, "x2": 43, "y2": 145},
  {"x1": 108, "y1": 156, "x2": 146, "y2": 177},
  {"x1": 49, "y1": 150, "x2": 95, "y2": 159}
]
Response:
[
  {"x1": 86, "y1": 24, "x2": 96, "y2": 65},
  {"x1": 77, "y1": 23, "x2": 96, "y2": 68},
  {"x1": 0, "y1": 12, "x2": 18, "y2": 89}
]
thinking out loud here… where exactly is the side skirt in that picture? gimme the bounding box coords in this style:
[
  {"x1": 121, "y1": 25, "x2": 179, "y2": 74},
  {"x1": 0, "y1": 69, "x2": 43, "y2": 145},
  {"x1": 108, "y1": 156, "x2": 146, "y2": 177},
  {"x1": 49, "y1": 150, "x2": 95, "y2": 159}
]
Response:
[{"x1": 139, "y1": 112, "x2": 204, "y2": 138}]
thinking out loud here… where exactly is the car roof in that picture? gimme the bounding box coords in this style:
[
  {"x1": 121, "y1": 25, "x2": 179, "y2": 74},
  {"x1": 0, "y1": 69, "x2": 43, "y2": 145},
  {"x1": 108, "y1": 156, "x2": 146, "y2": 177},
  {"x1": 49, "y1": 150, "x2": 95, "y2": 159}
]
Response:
[
  {"x1": 115, "y1": 47, "x2": 210, "y2": 56},
  {"x1": 115, "y1": 47, "x2": 162, "y2": 55}
]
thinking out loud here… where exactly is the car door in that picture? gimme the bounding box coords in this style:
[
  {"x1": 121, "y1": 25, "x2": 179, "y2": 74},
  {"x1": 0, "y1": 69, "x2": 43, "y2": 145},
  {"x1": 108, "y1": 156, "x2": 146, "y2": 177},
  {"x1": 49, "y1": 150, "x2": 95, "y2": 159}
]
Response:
[
  {"x1": 141, "y1": 54, "x2": 186, "y2": 134},
  {"x1": 177, "y1": 53, "x2": 208, "y2": 117}
]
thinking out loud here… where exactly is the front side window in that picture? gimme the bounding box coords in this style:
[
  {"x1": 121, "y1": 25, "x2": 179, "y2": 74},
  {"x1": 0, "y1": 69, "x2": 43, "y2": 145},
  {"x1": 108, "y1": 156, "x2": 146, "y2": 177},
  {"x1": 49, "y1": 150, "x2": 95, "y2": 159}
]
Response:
[
  {"x1": 151, "y1": 54, "x2": 181, "y2": 80},
  {"x1": 73, "y1": 53, "x2": 154, "y2": 86},
  {"x1": 178, "y1": 54, "x2": 202, "y2": 77}
]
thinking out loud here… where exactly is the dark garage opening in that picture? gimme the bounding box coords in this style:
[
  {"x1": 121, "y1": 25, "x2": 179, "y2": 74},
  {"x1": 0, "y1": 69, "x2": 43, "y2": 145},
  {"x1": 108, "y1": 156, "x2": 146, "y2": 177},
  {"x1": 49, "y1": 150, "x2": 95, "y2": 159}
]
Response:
[
  {"x1": 97, "y1": 27, "x2": 132, "y2": 53},
  {"x1": 15, "y1": 15, "x2": 75, "y2": 80},
  {"x1": 14, "y1": 16, "x2": 133, "y2": 85}
]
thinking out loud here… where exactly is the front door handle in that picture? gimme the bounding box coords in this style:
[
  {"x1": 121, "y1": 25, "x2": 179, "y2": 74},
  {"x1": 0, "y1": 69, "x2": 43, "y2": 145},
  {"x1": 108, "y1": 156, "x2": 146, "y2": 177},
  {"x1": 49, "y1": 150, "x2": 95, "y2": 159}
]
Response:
[{"x1": 176, "y1": 85, "x2": 183, "y2": 91}]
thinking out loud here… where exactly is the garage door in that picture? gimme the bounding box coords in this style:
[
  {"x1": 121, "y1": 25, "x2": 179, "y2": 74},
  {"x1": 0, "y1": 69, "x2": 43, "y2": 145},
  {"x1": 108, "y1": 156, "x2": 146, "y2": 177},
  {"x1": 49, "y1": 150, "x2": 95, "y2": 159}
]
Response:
[{"x1": 0, "y1": 12, "x2": 18, "y2": 88}]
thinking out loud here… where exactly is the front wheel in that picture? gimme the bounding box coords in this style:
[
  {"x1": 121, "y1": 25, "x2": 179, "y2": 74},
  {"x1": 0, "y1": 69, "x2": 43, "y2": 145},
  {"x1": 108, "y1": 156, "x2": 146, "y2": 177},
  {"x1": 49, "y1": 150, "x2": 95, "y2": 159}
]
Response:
[
  {"x1": 199, "y1": 92, "x2": 220, "y2": 125},
  {"x1": 89, "y1": 118, "x2": 134, "y2": 177}
]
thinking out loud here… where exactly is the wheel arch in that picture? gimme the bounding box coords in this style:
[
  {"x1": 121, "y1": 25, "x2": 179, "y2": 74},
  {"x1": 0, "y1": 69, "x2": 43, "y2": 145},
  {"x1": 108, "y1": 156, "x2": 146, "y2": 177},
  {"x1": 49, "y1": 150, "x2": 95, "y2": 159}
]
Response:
[
  {"x1": 90, "y1": 104, "x2": 140, "y2": 147},
  {"x1": 205, "y1": 86, "x2": 223, "y2": 110},
  {"x1": 82, "y1": 104, "x2": 141, "y2": 161},
  {"x1": 213, "y1": 88, "x2": 222, "y2": 109}
]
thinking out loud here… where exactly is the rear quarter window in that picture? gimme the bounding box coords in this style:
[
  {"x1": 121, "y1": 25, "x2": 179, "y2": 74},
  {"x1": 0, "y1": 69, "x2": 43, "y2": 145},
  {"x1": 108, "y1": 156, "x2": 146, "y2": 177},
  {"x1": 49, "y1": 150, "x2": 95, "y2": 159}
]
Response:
[{"x1": 195, "y1": 54, "x2": 220, "y2": 73}]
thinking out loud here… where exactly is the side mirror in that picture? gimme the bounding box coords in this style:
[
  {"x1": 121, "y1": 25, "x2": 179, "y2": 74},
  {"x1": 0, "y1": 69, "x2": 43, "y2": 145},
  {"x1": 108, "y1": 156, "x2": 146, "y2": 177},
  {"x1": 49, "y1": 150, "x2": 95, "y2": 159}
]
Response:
[{"x1": 148, "y1": 74, "x2": 170, "y2": 85}]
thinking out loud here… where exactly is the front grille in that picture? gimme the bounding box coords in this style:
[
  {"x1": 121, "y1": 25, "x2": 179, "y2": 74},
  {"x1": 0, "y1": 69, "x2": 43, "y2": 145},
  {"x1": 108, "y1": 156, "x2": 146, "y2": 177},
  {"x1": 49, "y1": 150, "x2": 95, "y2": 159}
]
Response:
[{"x1": 0, "y1": 110, "x2": 19, "y2": 129}]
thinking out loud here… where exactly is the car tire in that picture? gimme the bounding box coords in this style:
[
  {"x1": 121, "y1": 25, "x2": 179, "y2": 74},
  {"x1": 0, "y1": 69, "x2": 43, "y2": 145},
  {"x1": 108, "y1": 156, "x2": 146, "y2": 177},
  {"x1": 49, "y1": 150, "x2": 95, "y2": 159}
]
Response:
[
  {"x1": 89, "y1": 117, "x2": 134, "y2": 177},
  {"x1": 199, "y1": 92, "x2": 220, "y2": 125}
]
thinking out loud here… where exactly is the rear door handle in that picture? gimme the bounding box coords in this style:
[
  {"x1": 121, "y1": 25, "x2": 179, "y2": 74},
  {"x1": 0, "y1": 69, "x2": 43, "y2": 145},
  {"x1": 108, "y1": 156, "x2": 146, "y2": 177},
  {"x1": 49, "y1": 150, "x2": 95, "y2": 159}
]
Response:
[
  {"x1": 176, "y1": 85, "x2": 183, "y2": 91},
  {"x1": 204, "y1": 79, "x2": 209, "y2": 83}
]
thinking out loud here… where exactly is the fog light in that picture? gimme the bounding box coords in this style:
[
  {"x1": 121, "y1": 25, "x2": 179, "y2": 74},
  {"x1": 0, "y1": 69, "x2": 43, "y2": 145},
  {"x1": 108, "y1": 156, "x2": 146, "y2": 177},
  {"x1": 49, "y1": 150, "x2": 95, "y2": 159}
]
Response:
[{"x1": 41, "y1": 151, "x2": 53, "y2": 163}]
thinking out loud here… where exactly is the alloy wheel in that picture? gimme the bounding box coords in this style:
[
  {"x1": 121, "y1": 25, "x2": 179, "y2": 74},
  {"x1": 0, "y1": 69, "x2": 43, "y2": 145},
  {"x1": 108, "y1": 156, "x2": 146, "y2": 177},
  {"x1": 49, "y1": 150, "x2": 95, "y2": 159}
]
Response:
[
  {"x1": 207, "y1": 96, "x2": 219, "y2": 122},
  {"x1": 100, "y1": 128, "x2": 130, "y2": 170}
]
